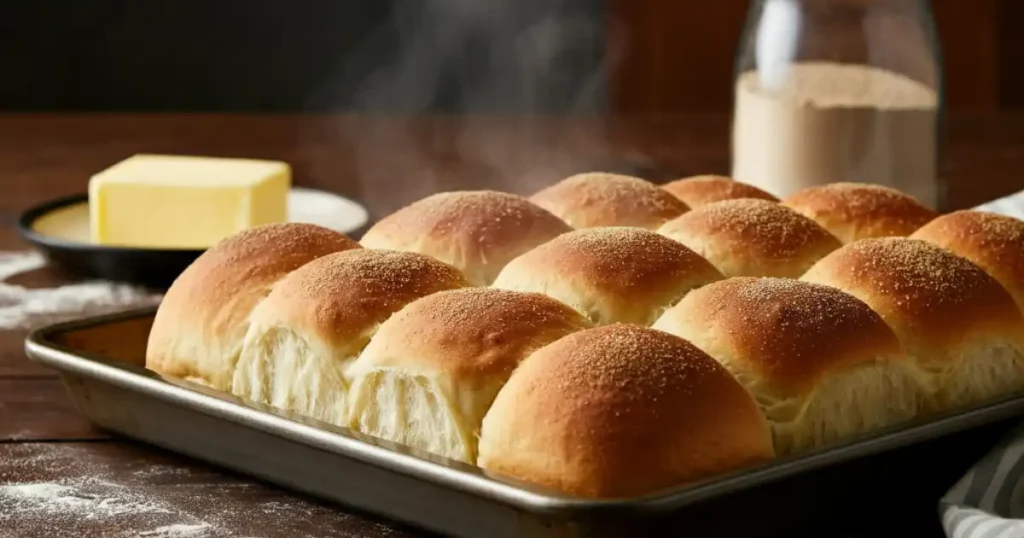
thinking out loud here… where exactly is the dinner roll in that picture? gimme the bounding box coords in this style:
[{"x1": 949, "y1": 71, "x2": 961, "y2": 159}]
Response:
[
  {"x1": 529, "y1": 172, "x2": 690, "y2": 230},
  {"x1": 657, "y1": 199, "x2": 841, "y2": 278},
  {"x1": 492, "y1": 227, "x2": 723, "y2": 325},
  {"x1": 477, "y1": 324, "x2": 774, "y2": 499},
  {"x1": 653, "y1": 277, "x2": 925, "y2": 455},
  {"x1": 782, "y1": 182, "x2": 937, "y2": 244},
  {"x1": 911, "y1": 210, "x2": 1024, "y2": 313},
  {"x1": 802, "y1": 238, "x2": 1024, "y2": 410},
  {"x1": 662, "y1": 175, "x2": 779, "y2": 208},
  {"x1": 346, "y1": 288, "x2": 591, "y2": 463},
  {"x1": 359, "y1": 190, "x2": 571, "y2": 286},
  {"x1": 230, "y1": 249, "x2": 469, "y2": 426},
  {"x1": 146, "y1": 223, "x2": 360, "y2": 390}
]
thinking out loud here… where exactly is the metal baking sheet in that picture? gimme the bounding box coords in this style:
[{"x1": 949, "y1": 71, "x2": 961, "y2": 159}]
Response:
[{"x1": 24, "y1": 307, "x2": 1024, "y2": 537}]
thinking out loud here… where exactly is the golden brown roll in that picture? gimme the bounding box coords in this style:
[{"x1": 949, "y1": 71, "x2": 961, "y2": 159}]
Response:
[
  {"x1": 477, "y1": 324, "x2": 774, "y2": 499},
  {"x1": 911, "y1": 210, "x2": 1024, "y2": 314},
  {"x1": 146, "y1": 223, "x2": 360, "y2": 390},
  {"x1": 346, "y1": 288, "x2": 591, "y2": 463},
  {"x1": 230, "y1": 249, "x2": 469, "y2": 426},
  {"x1": 653, "y1": 277, "x2": 926, "y2": 455},
  {"x1": 662, "y1": 174, "x2": 779, "y2": 208},
  {"x1": 657, "y1": 199, "x2": 841, "y2": 278},
  {"x1": 802, "y1": 238, "x2": 1024, "y2": 410},
  {"x1": 359, "y1": 190, "x2": 571, "y2": 286},
  {"x1": 529, "y1": 172, "x2": 690, "y2": 230},
  {"x1": 782, "y1": 182, "x2": 937, "y2": 244},
  {"x1": 492, "y1": 227, "x2": 723, "y2": 325}
]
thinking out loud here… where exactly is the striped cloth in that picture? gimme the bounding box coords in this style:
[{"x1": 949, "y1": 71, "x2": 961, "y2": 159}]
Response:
[{"x1": 941, "y1": 190, "x2": 1024, "y2": 538}]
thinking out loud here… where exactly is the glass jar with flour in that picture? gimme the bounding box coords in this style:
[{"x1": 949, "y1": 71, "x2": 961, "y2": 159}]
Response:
[{"x1": 731, "y1": 0, "x2": 945, "y2": 210}]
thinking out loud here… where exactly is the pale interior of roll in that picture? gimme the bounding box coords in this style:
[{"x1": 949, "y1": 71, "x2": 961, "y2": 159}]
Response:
[
  {"x1": 232, "y1": 325, "x2": 360, "y2": 427},
  {"x1": 745, "y1": 359, "x2": 928, "y2": 455},
  {"x1": 920, "y1": 340, "x2": 1024, "y2": 412},
  {"x1": 347, "y1": 369, "x2": 504, "y2": 463}
]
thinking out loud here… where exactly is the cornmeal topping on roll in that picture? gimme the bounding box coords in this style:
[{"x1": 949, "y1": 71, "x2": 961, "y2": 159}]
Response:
[
  {"x1": 802, "y1": 238, "x2": 1024, "y2": 410},
  {"x1": 662, "y1": 175, "x2": 779, "y2": 208},
  {"x1": 360, "y1": 190, "x2": 571, "y2": 286},
  {"x1": 492, "y1": 227, "x2": 723, "y2": 326},
  {"x1": 657, "y1": 199, "x2": 841, "y2": 278},
  {"x1": 529, "y1": 172, "x2": 690, "y2": 230},
  {"x1": 911, "y1": 210, "x2": 1024, "y2": 314},
  {"x1": 146, "y1": 223, "x2": 360, "y2": 390},
  {"x1": 230, "y1": 249, "x2": 469, "y2": 426},
  {"x1": 654, "y1": 277, "x2": 926, "y2": 454},
  {"x1": 347, "y1": 288, "x2": 591, "y2": 463},
  {"x1": 478, "y1": 324, "x2": 773, "y2": 499},
  {"x1": 783, "y1": 182, "x2": 937, "y2": 244}
]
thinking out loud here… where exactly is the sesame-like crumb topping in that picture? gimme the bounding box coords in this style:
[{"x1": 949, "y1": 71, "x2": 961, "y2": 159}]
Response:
[
  {"x1": 369, "y1": 287, "x2": 588, "y2": 376},
  {"x1": 917, "y1": 210, "x2": 1024, "y2": 253},
  {"x1": 694, "y1": 277, "x2": 897, "y2": 384},
  {"x1": 783, "y1": 182, "x2": 937, "y2": 241},
  {"x1": 842, "y1": 238, "x2": 991, "y2": 303},
  {"x1": 664, "y1": 199, "x2": 840, "y2": 260},
  {"x1": 663, "y1": 175, "x2": 779, "y2": 207},
  {"x1": 405, "y1": 288, "x2": 585, "y2": 337},
  {"x1": 209, "y1": 222, "x2": 360, "y2": 275},
  {"x1": 540, "y1": 325, "x2": 727, "y2": 413},
  {"x1": 530, "y1": 227, "x2": 720, "y2": 290},
  {"x1": 367, "y1": 190, "x2": 569, "y2": 244},
  {"x1": 530, "y1": 172, "x2": 690, "y2": 229},
  {"x1": 266, "y1": 249, "x2": 468, "y2": 336}
]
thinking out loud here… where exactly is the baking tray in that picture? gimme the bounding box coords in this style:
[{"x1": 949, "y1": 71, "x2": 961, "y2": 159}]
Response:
[{"x1": 24, "y1": 307, "x2": 1024, "y2": 537}]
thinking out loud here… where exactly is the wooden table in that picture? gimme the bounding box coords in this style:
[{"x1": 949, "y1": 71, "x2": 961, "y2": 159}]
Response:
[{"x1": 2, "y1": 113, "x2": 1022, "y2": 538}]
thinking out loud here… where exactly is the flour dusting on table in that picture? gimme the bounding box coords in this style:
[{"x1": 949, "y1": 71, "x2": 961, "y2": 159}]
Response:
[
  {"x1": 0, "y1": 443, "x2": 411, "y2": 537},
  {"x1": 139, "y1": 523, "x2": 215, "y2": 538},
  {"x1": 1, "y1": 479, "x2": 171, "y2": 519},
  {"x1": 0, "y1": 251, "x2": 161, "y2": 331}
]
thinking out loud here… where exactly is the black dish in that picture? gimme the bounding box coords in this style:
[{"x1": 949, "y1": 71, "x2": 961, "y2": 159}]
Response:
[{"x1": 18, "y1": 193, "x2": 205, "y2": 290}]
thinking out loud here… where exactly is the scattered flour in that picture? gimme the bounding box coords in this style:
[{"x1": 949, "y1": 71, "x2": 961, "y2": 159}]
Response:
[
  {"x1": 1, "y1": 478, "x2": 172, "y2": 520},
  {"x1": 139, "y1": 524, "x2": 215, "y2": 538},
  {"x1": 0, "y1": 251, "x2": 161, "y2": 330},
  {"x1": 0, "y1": 444, "x2": 413, "y2": 537}
]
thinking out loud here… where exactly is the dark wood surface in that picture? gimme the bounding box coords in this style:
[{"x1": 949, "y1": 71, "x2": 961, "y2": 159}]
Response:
[{"x1": 1, "y1": 113, "x2": 1023, "y2": 537}]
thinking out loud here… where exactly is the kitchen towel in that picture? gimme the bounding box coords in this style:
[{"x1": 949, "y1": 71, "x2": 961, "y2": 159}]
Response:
[{"x1": 941, "y1": 190, "x2": 1024, "y2": 538}]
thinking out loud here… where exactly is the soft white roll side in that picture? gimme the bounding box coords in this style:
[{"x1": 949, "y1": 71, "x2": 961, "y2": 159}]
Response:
[
  {"x1": 346, "y1": 288, "x2": 591, "y2": 462},
  {"x1": 653, "y1": 277, "x2": 927, "y2": 454},
  {"x1": 230, "y1": 249, "x2": 469, "y2": 426}
]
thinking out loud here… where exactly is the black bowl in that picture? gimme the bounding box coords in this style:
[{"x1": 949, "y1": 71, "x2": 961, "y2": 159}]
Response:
[{"x1": 18, "y1": 193, "x2": 207, "y2": 290}]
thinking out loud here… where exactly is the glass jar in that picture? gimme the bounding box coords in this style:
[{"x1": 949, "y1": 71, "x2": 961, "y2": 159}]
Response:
[{"x1": 730, "y1": 0, "x2": 946, "y2": 210}]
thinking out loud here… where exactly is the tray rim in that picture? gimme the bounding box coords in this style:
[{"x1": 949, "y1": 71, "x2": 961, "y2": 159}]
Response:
[{"x1": 23, "y1": 306, "x2": 1024, "y2": 518}]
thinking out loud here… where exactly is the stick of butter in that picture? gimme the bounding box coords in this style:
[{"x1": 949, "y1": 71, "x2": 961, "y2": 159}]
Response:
[{"x1": 89, "y1": 154, "x2": 291, "y2": 249}]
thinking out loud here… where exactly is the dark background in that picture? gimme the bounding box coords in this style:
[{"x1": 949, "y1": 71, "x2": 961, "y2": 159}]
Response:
[
  {"x1": 0, "y1": 0, "x2": 1020, "y2": 114},
  {"x1": 0, "y1": 1, "x2": 608, "y2": 113}
]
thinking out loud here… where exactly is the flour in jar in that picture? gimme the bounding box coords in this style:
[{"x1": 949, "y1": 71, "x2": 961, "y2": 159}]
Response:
[{"x1": 731, "y1": 61, "x2": 941, "y2": 209}]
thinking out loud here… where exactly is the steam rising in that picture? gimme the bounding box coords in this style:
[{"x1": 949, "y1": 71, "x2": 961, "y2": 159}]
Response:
[{"x1": 304, "y1": 0, "x2": 642, "y2": 217}]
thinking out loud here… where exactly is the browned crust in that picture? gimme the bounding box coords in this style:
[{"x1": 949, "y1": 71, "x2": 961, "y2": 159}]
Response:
[
  {"x1": 801, "y1": 237, "x2": 1024, "y2": 358},
  {"x1": 911, "y1": 210, "x2": 1024, "y2": 313},
  {"x1": 356, "y1": 288, "x2": 591, "y2": 382},
  {"x1": 529, "y1": 172, "x2": 690, "y2": 230},
  {"x1": 493, "y1": 227, "x2": 724, "y2": 325},
  {"x1": 782, "y1": 182, "x2": 938, "y2": 244},
  {"x1": 145, "y1": 223, "x2": 360, "y2": 387},
  {"x1": 248, "y1": 249, "x2": 470, "y2": 354},
  {"x1": 360, "y1": 190, "x2": 571, "y2": 285},
  {"x1": 478, "y1": 324, "x2": 774, "y2": 499},
  {"x1": 658, "y1": 199, "x2": 842, "y2": 278},
  {"x1": 662, "y1": 175, "x2": 779, "y2": 208},
  {"x1": 656, "y1": 277, "x2": 904, "y2": 396}
]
